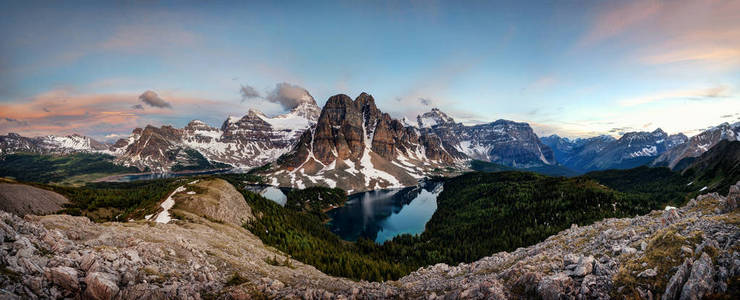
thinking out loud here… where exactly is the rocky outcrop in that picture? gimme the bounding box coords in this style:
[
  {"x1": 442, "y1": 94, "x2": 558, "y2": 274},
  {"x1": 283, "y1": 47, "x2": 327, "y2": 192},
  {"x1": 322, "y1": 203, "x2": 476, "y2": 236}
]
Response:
[
  {"x1": 171, "y1": 178, "x2": 254, "y2": 226},
  {"x1": 0, "y1": 183, "x2": 69, "y2": 216}
]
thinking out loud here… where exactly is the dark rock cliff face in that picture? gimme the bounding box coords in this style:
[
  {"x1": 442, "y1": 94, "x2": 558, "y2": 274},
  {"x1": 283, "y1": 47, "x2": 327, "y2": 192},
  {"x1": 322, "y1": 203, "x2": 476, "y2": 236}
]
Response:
[
  {"x1": 271, "y1": 93, "x2": 465, "y2": 192},
  {"x1": 312, "y1": 94, "x2": 366, "y2": 164},
  {"x1": 283, "y1": 93, "x2": 464, "y2": 169}
]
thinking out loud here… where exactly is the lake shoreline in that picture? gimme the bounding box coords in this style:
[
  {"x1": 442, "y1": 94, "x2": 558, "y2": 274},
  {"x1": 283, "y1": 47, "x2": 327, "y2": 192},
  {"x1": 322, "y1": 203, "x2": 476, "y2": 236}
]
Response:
[{"x1": 92, "y1": 168, "x2": 235, "y2": 182}]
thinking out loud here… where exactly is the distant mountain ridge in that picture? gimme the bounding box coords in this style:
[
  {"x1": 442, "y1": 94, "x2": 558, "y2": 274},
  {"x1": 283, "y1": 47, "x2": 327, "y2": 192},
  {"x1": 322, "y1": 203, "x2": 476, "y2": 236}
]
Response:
[
  {"x1": 0, "y1": 133, "x2": 109, "y2": 155},
  {"x1": 2, "y1": 89, "x2": 738, "y2": 192},
  {"x1": 652, "y1": 122, "x2": 740, "y2": 169},
  {"x1": 541, "y1": 129, "x2": 688, "y2": 172}
]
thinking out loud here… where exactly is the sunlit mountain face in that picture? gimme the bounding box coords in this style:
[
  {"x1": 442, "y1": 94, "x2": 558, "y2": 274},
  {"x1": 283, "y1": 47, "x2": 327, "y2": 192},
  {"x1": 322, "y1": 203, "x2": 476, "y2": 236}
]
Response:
[{"x1": 0, "y1": 2, "x2": 739, "y2": 299}]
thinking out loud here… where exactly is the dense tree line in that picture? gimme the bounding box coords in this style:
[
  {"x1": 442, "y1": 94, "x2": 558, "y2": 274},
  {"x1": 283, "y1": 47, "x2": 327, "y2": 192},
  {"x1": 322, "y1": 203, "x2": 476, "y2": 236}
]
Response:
[
  {"x1": 0, "y1": 153, "x2": 139, "y2": 183},
  {"x1": 285, "y1": 186, "x2": 346, "y2": 220}
]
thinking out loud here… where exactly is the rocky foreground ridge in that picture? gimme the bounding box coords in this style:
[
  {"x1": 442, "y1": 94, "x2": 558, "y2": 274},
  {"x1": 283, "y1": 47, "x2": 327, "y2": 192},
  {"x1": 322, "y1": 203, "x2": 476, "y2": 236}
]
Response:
[{"x1": 1, "y1": 181, "x2": 738, "y2": 299}]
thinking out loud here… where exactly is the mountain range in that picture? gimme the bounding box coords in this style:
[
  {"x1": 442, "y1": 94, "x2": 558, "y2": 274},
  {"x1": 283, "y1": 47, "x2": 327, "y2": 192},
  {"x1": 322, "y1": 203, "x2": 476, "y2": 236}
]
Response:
[{"x1": 2, "y1": 91, "x2": 738, "y2": 191}]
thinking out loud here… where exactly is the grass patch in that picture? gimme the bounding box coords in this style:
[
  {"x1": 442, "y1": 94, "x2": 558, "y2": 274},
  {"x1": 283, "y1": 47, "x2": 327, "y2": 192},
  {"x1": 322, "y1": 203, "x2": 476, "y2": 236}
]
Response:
[{"x1": 612, "y1": 227, "x2": 702, "y2": 297}]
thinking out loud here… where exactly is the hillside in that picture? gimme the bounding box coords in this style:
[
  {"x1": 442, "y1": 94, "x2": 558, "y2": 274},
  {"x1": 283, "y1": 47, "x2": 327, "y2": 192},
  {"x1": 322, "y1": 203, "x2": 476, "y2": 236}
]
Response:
[
  {"x1": 1, "y1": 179, "x2": 737, "y2": 299},
  {"x1": 0, "y1": 153, "x2": 139, "y2": 184},
  {"x1": 0, "y1": 182, "x2": 69, "y2": 215},
  {"x1": 682, "y1": 140, "x2": 740, "y2": 195}
]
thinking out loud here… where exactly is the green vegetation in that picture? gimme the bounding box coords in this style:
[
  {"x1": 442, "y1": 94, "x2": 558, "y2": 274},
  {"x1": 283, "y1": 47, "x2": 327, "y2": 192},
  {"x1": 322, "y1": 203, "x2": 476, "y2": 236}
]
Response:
[
  {"x1": 585, "y1": 166, "x2": 692, "y2": 208},
  {"x1": 226, "y1": 169, "x2": 699, "y2": 282},
  {"x1": 223, "y1": 178, "x2": 414, "y2": 282},
  {"x1": 681, "y1": 140, "x2": 740, "y2": 196},
  {"x1": 470, "y1": 159, "x2": 579, "y2": 177},
  {"x1": 0, "y1": 153, "x2": 139, "y2": 184},
  {"x1": 285, "y1": 186, "x2": 346, "y2": 219},
  {"x1": 469, "y1": 160, "x2": 512, "y2": 173},
  {"x1": 380, "y1": 171, "x2": 685, "y2": 267},
  {"x1": 51, "y1": 178, "x2": 184, "y2": 222}
]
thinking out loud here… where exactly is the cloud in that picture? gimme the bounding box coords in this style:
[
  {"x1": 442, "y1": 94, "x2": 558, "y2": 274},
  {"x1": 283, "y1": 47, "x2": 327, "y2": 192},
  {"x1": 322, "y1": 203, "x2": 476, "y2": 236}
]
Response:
[
  {"x1": 0, "y1": 118, "x2": 29, "y2": 131},
  {"x1": 240, "y1": 84, "x2": 261, "y2": 102},
  {"x1": 578, "y1": 1, "x2": 661, "y2": 47},
  {"x1": 131, "y1": 104, "x2": 144, "y2": 110},
  {"x1": 618, "y1": 85, "x2": 731, "y2": 106},
  {"x1": 608, "y1": 127, "x2": 635, "y2": 135},
  {"x1": 265, "y1": 82, "x2": 315, "y2": 110},
  {"x1": 720, "y1": 114, "x2": 733, "y2": 118},
  {"x1": 139, "y1": 90, "x2": 172, "y2": 108},
  {"x1": 419, "y1": 98, "x2": 432, "y2": 106}
]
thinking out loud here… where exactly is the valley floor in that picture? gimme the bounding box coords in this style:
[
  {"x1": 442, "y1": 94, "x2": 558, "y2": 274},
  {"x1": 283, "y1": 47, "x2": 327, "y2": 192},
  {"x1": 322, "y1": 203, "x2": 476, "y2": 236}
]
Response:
[{"x1": 0, "y1": 181, "x2": 738, "y2": 299}]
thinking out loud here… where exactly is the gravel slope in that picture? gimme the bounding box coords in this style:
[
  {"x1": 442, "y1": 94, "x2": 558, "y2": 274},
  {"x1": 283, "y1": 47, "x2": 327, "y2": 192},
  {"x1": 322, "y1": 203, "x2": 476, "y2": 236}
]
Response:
[{"x1": 0, "y1": 183, "x2": 68, "y2": 216}]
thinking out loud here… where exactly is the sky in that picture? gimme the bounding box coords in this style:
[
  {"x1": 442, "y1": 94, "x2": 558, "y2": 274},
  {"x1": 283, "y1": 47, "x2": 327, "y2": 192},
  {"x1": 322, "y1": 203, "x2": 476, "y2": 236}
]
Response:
[{"x1": 1, "y1": 0, "x2": 739, "y2": 141}]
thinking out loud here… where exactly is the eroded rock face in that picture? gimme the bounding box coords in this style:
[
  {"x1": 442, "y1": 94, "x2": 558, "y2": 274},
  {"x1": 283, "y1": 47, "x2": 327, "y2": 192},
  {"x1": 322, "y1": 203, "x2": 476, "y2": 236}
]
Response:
[
  {"x1": 270, "y1": 93, "x2": 465, "y2": 192},
  {"x1": 663, "y1": 258, "x2": 693, "y2": 300}
]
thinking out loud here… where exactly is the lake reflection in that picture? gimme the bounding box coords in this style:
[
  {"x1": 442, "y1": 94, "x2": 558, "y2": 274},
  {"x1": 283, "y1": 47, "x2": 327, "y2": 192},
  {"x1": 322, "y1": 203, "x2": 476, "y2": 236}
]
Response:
[
  {"x1": 104, "y1": 169, "x2": 234, "y2": 182},
  {"x1": 327, "y1": 180, "x2": 443, "y2": 244}
]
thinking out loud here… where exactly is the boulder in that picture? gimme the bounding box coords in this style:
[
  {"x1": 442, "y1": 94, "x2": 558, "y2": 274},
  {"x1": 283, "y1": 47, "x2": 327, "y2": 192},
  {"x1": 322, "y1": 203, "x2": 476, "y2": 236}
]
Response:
[
  {"x1": 46, "y1": 266, "x2": 79, "y2": 291},
  {"x1": 679, "y1": 253, "x2": 714, "y2": 300},
  {"x1": 84, "y1": 272, "x2": 120, "y2": 300},
  {"x1": 537, "y1": 272, "x2": 575, "y2": 300},
  {"x1": 573, "y1": 256, "x2": 594, "y2": 276}
]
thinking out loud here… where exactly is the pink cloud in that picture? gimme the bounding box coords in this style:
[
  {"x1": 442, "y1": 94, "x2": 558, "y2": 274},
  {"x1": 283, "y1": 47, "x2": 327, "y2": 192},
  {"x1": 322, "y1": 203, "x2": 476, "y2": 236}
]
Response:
[
  {"x1": 578, "y1": 0, "x2": 740, "y2": 70},
  {"x1": 0, "y1": 88, "x2": 244, "y2": 139},
  {"x1": 578, "y1": 1, "x2": 662, "y2": 47}
]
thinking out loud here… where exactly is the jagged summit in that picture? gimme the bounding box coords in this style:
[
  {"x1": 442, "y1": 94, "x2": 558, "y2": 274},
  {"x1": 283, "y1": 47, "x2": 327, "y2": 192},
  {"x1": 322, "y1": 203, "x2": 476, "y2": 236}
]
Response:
[{"x1": 416, "y1": 108, "x2": 457, "y2": 128}]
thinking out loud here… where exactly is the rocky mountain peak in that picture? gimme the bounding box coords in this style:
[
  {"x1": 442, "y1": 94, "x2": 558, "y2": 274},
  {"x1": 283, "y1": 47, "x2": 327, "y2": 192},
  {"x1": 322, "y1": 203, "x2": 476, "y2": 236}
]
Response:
[
  {"x1": 417, "y1": 108, "x2": 456, "y2": 128},
  {"x1": 184, "y1": 120, "x2": 215, "y2": 131}
]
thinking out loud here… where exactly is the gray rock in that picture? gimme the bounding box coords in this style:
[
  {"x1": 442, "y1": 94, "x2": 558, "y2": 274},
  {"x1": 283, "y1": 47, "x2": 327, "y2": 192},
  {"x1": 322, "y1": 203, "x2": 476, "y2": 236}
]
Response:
[
  {"x1": 622, "y1": 247, "x2": 637, "y2": 255},
  {"x1": 638, "y1": 268, "x2": 657, "y2": 278},
  {"x1": 573, "y1": 256, "x2": 594, "y2": 276},
  {"x1": 537, "y1": 272, "x2": 575, "y2": 300},
  {"x1": 46, "y1": 266, "x2": 79, "y2": 291},
  {"x1": 663, "y1": 259, "x2": 692, "y2": 300},
  {"x1": 679, "y1": 253, "x2": 714, "y2": 300},
  {"x1": 84, "y1": 272, "x2": 119, "y2": 300}
]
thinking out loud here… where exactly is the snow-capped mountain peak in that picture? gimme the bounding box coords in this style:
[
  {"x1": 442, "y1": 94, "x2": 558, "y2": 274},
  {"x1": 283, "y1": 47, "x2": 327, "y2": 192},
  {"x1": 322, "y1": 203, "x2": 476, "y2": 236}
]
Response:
[{"x1": 417, "y1": 108, "x2": 456, "y2": 128}]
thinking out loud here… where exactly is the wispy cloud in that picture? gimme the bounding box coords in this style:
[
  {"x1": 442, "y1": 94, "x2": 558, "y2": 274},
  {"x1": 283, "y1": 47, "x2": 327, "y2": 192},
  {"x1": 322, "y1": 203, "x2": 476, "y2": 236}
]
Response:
[
  {"x1": 618, "y1": 85, "x2": 731, "y2": 107},
  {"x1": 578, "y1": 1, "x2": 661, "y2": 47}
]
